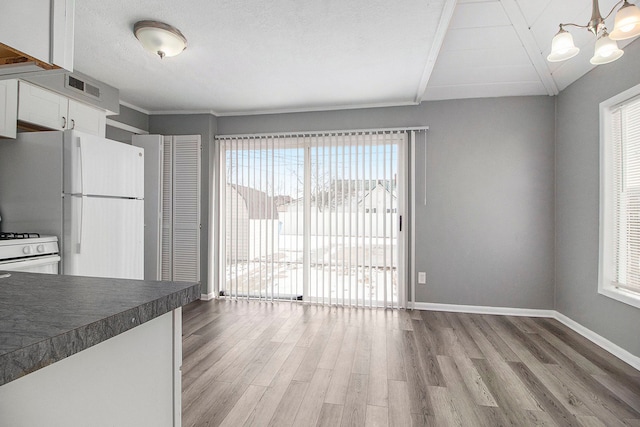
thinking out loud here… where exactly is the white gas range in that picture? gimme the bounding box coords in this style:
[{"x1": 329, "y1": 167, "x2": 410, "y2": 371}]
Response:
[{"x1": 0, "y1": 233, "x2": 60, "y2": 274}]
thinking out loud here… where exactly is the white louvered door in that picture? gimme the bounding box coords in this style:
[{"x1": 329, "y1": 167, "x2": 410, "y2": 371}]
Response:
[
  {"x1": 162, "y1": 136, "x2": 173, "y2": 281},
  {"x1": 161, "y1": 135, "x2": 201, "y2": 283},
  {"x1": 172, "y1": 135, "x2": 201, "y2": 282}
]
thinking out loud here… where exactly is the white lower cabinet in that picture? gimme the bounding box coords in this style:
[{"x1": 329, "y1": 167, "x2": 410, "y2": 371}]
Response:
[
  {"x1": 17, "y1": 81, "x2": 106, "y2": 137},
  {"x1": 0, "y1": 310, "x2": 182, "y2": 427},
  {"x1": 0, "y1": 79, "x2": 18, "y2": 138}
]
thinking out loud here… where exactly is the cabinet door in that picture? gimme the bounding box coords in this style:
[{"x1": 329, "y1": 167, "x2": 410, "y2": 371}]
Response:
[
  {"x1": 0, "y1": 80, "x2": 18, "y2": 138},
  {"x1": 68, "y1": 99, "x2": 106, "y2": 137},
  {"x1": 0, "y1": 0, "x2": 74, "y2": 74},
  {"x1": 18, "y1": 81, "x2": 67, "y2": 130},
  {"x1": 50, "y1": 0, "x2": 74, "y2": 71},
  {"x1": 0, "y1": 0, "x2": 51, "y2": 65}
]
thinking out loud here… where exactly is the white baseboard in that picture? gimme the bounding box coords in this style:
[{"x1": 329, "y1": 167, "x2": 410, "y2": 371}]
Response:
[
  {"x1": 200, "y1": 293, "x2": 216, "y2": 301},
  {"x1": 412, "y1": 301, "x2": 640, "y2": 372},
  {"x1": 553, "y1": 312, "x2": 640, "y2": 371},
  {"x1": 413, "y1": 302, "x2": 555, "y2": 318}
]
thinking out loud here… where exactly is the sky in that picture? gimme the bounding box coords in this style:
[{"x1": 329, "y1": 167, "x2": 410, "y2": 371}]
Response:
[{"x1": 225, "y1": 142, "x2": 399, "y2": 199}]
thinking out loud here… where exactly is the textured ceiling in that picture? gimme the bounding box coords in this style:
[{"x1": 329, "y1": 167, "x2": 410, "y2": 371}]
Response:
[
  {"x1": 74, "y1": 0, "x2": 451, "y2": 115},
  {"x1": 73, "y1": 0, "x2": 639, "y2": 115}
]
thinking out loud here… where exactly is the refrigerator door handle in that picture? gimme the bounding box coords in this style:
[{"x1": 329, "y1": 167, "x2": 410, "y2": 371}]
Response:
[
  {"x1": 77, "y1": 137, "x2": 84, "y2": 195},
  {"x1": 76, "y1": 197, "x2": 83, "y2": 253}
]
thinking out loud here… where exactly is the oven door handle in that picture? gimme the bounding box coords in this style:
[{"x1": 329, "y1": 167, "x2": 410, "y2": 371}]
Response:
[{"x1": 0, "y1": 255, "x2": 61, "y2": 271}]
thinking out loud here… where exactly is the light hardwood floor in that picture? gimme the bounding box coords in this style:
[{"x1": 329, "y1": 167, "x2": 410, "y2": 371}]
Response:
[{"x1": 181, "y1": 300, "x2": 640, "y2": 426}]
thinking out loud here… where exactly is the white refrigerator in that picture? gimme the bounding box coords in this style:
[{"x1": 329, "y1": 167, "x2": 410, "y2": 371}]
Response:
[{"x1": 0, "y1": 130, "x2": 144, "y2": 279}]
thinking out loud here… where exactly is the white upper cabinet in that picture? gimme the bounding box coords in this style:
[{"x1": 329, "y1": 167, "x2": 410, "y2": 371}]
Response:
[
  {"x1": 67, "y1": 99, "x2": 106, "y2": 136},
  {"x1": 18, "y1": 81, "x2": 67, "y2": 130},
  {"x1": 0, "y1": 0, "x2": 74, "y2": 77},
  {"x1": 18, "y1": 81, "x2": 106, "y2": 137},
  {"x1": 0, "y1": 80, "x2": 18, "y2": 138}
]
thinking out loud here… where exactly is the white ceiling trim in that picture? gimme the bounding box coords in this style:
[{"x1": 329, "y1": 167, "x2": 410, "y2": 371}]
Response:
[
  {"x1": 500, "y1": 0, "x2": 559, "y2": 96},
  {"x1": 148, "y1": 109, "x2": 219, "y2": 116},
  {"x1": 205, "y1": 100, "x2": 422, "y2": 117},
  {"x1": 415, "y1": 0, "x2": 459, "y2": 103},
  {"x1": 126, "y1": 100, "x2": 425, "y2": 117}
]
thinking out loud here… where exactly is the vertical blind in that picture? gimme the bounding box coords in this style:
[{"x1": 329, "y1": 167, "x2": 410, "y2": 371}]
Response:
[
  {"x1": 613, "y1": 95, "x2": 640, "y2": 293},
  {"x1": 218, "y1": 130, "x2": 407, "y2": 308}
]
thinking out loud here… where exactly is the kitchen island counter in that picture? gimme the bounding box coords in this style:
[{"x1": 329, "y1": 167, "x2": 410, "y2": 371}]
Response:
[
  {"x1": 0, "y1": 271, "x2": 199, "y2": 386},
  {"x1": 0, "y1": 271, "x2": 199, "y2": 427}
]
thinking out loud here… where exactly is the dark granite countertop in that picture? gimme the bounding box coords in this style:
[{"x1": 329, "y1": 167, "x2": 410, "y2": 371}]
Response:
[{"x1": 0, "y1": 271, "x2": 200, "y2": 386}]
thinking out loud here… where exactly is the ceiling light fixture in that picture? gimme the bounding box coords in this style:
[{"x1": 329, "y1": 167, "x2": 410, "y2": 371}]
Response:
[
  {"x1": 547, "y1": 0, "x2": 640, "y2": 65},
  {"x1": 134, "y1": 20, "x2": 187, "y2": 59}
]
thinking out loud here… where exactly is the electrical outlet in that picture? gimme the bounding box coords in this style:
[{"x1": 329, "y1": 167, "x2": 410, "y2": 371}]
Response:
[{"x1": 418, "y1": 272, "x2": 426, "y2": 284}]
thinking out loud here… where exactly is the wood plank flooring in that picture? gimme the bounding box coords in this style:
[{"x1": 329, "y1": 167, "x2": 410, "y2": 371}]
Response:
[{"x1": 181, "y1": 300, "x2": 640, "y2": 426}]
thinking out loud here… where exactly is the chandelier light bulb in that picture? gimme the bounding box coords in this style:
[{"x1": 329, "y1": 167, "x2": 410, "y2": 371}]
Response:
[
  {"x1": 547, "y1": 28, "x2": 580, "y2": 62},
  {"x1": 610, "y1": 1, "x2": 640, "y2": 40},
  {"x1": 590, "y1": 30, "x2": 624, "y2": 64}
]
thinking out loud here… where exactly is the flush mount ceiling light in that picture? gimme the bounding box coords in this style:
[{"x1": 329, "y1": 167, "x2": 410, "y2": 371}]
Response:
[
  {"x1": 547, "y1": 0, "x2": 640, "y2": 65},
  {"x1": 134, "y1": 20, "x2": 187, "y2": 59}
]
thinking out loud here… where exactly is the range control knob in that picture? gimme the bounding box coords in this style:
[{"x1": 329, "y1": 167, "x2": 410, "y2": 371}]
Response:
[
  {"x1": 37, "y1": 244, "x2": 45, "y2": 253},
  {"x1": 23, "y1": 246, "x2": 32, "y2": 255}
]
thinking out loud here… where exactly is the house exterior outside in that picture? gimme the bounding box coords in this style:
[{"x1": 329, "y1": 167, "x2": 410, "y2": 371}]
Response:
[{"x1": 225, "y1": 184, "x2": 280, "y2": 262}]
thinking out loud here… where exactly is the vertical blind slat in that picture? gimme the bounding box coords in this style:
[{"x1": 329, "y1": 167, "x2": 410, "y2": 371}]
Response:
[
  {"x1": 330, "y1": 135, "x2": 335, "y2": 304},
  {"x1": 315, "y1": 137, "x2": 320, "y2": 304},
  {"x1": 350, "y1": 136, "x2": 355, "y2": 306},
  {"x1": 270, "y1": 136, "x2": 275, "y2": 302},
  {"x1": 383, "y1": 134, "x2": 388, "y2": 307}
]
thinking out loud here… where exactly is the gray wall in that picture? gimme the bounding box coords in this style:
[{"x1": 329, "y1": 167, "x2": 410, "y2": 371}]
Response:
[
  {"x1": 106, "y1": 126, "x2": 136, "y2": 144},
  {"x1": 149, "y1": 114, "x2": 218, "y2": 295},
  {"x1": 111, "y1": 104, "x2": 150, "y2": 131},
  {"x1": 416, "y1": 98, "x2": 555, "y2": 308},
  {"x1": 106, "y1": 104, "x2": 150, "y2": 144},
  {"x1": 218, "y1": 96, "x2": 556, "y2": 309},
  {"x1": 555, "y1": 38, "x2": 640, "y2": 356}
]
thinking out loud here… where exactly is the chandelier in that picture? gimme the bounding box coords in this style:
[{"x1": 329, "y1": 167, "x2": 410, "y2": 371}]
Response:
[{"x1": 547, "y1": 0, "x2": 640, "y2": 65}]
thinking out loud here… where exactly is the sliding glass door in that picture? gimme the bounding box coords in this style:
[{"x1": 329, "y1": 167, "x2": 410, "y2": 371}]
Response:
[{"x1": 219, "y1": 131, "x2": 406, "y2": 308}]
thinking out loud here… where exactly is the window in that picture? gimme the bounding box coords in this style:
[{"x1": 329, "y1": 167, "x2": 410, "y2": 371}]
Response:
[{"x1": 600, "y1": 83, "x2": 640, "y2": 308}]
